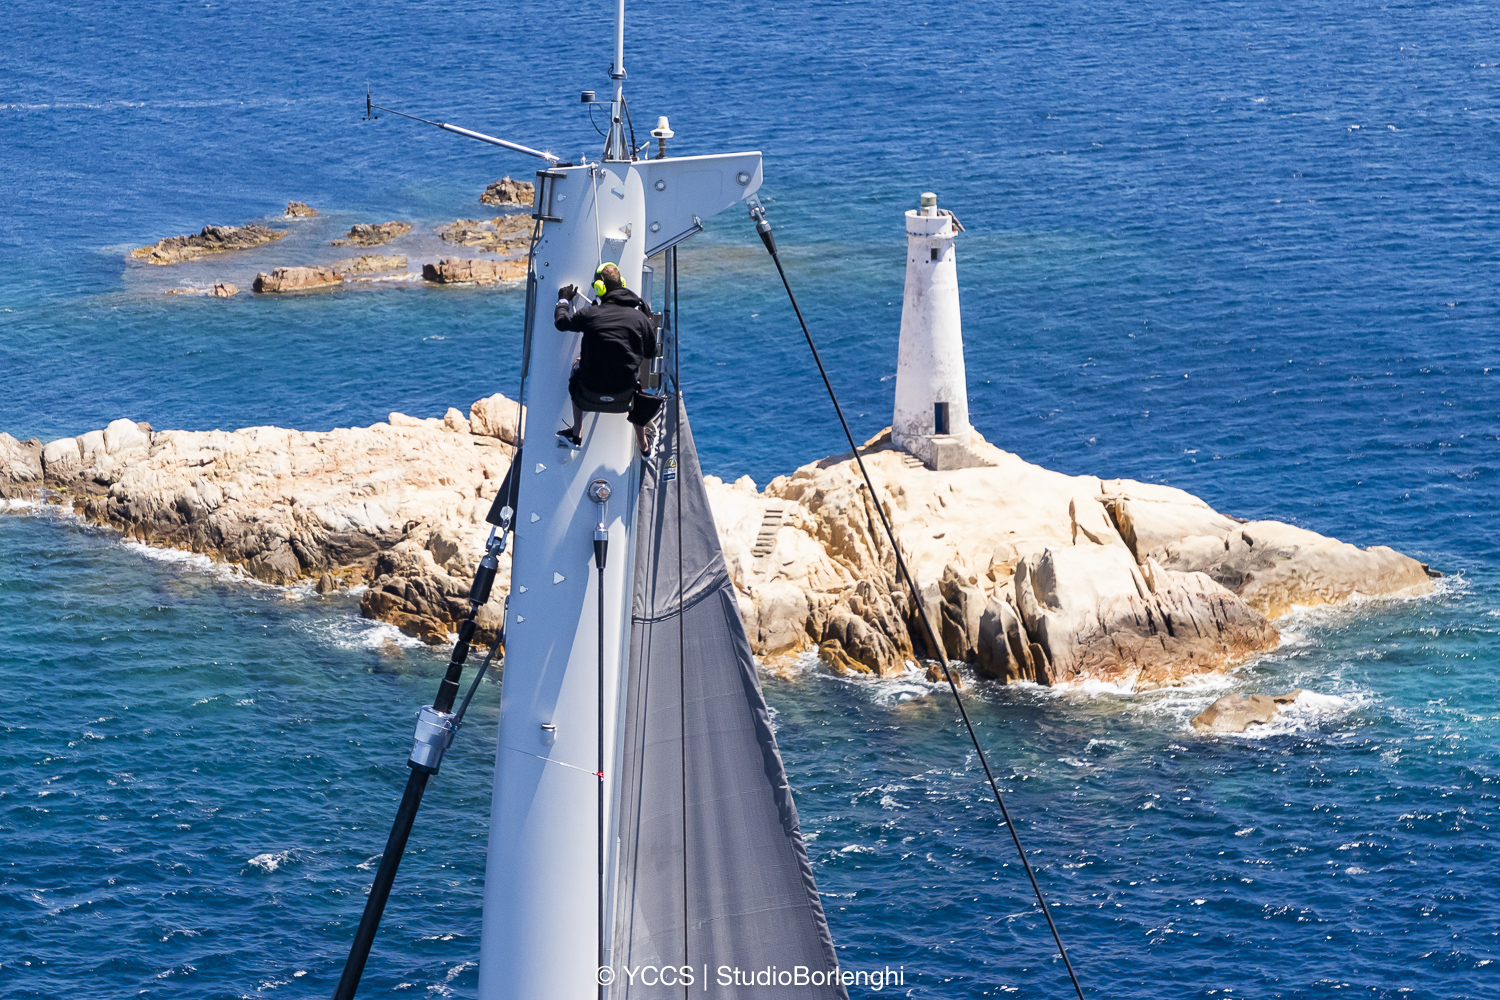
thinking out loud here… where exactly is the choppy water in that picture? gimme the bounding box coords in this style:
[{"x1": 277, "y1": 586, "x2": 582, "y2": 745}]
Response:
[{"x1": 2, "y1": 1, "x2": 1498, "y2": 997}]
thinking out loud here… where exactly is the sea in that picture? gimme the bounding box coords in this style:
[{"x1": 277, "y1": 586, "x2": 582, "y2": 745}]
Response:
[{"x1": 2, "y1": 1, "x2": 1497, "y2": 997}]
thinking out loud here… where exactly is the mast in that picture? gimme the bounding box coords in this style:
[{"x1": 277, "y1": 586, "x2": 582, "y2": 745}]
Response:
[
  {"x1": 475, "y1": 4, "x2": 764, "y2": 993},
  {"x1": 606, "y1": 0, "x2": 628, "y2": 161}
]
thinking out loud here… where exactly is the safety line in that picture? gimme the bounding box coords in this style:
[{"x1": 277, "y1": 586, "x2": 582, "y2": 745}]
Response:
[
  {"x1": 502, "y1": 745, "x2": 600, "y2": 777},
  {"x1": 754, "y1": 221, "x2": 1087, "y2": 1000}
]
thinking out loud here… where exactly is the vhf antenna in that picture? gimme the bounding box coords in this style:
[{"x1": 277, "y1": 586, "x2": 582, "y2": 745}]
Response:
[{"x1": 362, "y1": 89, "x2": 564, "y2": 164}]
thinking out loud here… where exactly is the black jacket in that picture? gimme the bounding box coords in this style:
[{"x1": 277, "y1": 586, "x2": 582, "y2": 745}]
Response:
[{"x1": 555, "y1": 288, "x2": 657, "y2": 394}]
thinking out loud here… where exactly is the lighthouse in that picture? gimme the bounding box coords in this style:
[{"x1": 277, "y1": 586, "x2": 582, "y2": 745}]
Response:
[{"x1": 892, "y1": 192, "x2": 982, "y2": 470}]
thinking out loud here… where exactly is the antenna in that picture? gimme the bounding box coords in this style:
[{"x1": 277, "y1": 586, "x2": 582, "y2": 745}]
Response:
[
  {"x1": 605, "y1": 0, "x2": 628, "y2": 161},
  {"x1": 362, "y1": 90, "x2": 563, "y2": 164}
]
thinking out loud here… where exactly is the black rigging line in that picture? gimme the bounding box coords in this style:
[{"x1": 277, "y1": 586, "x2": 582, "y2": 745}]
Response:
[
  {"x1": 587, "y1": 102, "x2": 609, "y2": 138},
  {"x1": 747, "y1": 204, "x2": 1087, "y2": 1000},
  {"x1": 622, "y1": 95, "x2": 640, "y2": 160}
]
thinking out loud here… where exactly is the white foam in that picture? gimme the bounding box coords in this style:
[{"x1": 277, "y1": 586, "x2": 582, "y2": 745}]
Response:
[
  {"x1": 246, "y1": 850, "x2": 295, "y2": 873},
  {"x1": 295, "y1": 615, "x2": 425, "y2": 652}
]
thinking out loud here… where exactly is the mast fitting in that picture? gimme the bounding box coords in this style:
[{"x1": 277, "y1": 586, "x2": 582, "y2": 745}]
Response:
[{"x1": 409, "y1": 705, "x2": 459, "y2": 773}]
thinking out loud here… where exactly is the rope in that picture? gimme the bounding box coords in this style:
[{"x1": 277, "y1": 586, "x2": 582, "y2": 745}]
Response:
[
  {"x1": 755, "y1": 230, "x2": 1087, "y2": 1000},
  {"x1": 597, "y1": 558, "x2": 607, "y2": 1000},
  {"x1": 671, "y1": 246, "x2": 690, "y2": 1000}
]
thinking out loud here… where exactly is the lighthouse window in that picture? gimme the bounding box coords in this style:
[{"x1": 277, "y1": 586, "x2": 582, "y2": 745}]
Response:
[
  {"x1": 934, "y1": 401, "x2": 951, "y2": 435},
  {"x1": 930, "y1": 247, "x2": 939, "y2": 261}
]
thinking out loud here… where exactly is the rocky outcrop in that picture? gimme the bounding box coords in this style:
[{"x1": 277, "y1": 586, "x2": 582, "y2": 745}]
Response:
[
  {"x1": 331, "y1": 222, "x2": 412, "y2": 247},
  {"x1": 252, "y1": 266, "x2": 344, "y2": 293},
  {"x1": 422, "y1": 257, "x2": 527, "y2": 284},
  {"x1": 0, "y1": 433, "x2": 43, "y2": 497},
  {"x1": 0, "y1": 416, "x2": 1434, "y2": 688},
  {"x1": 285, "y1": 201, "x2": 317, "y2": 217},
  {"x1": 131, "y1": 225, "x2": 285, "y2": 265},
  {"x1": 720, "y1": 430, "x2": 1435, "y2": 688},
  {"x1": 166, "y1": 282, "x2": 239, "y2": 297},
  {"x1": 1192, "y1": 691, "x2": 1304, "y2": 733},
  {"x1": 438, "y1": 215, "x2": 531, "y2": 254},
  {"x1": 1100, "y1": 482, "x2": 1439, "y2": 618},
  {"x1": 480, "y1": 177, "x2": 534, "y2": 206},
  {"x1": 10, "y1": 399, "x2": 522, "y2": 643},
  {"x1": 333, "y1": 254, "x2": 407, "y2": 275}
]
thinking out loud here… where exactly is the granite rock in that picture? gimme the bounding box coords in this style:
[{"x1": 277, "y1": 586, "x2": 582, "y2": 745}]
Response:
[
  {"x1": 1192, "y1": 690, "x2": 1304, "y2": 733},
  {"x1": 422, "y1": 257, "x2": 527, "y2": 284},
  {"x1": 332, "y1": 254, "x2": 407, "y2": 275},
  {"x1": 131, "y1": 224, "x2": 286, "y2": 265},
  {"x1": 253, "y1": 266, "x2": 344, "y2": 293},
  {"x1": 438, "y1": 215, "x2": 531, "y2": 254},
  {"x1": 331, "y1": 221, "x2": 412, "y2": 247},
  {"x1": 480, "y1": 177, "x2": 535, "y2": 206},
  {"x1": 0, "y1": 416, "x2": 1434, "y2": 689}
]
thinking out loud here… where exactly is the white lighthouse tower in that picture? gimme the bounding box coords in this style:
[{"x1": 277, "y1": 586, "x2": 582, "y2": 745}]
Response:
[{"x1": 892, "y1": 191, "x2": 982, "y2": 470}]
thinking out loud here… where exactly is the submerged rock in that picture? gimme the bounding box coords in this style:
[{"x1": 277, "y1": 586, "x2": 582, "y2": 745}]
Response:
[
  {"x1": 1192, "y1": 690, "x2": 1304, "y2": 733},
  {"x1": 331, "y1": 221, "x2": 412, "y2": 247},
  {"x1": 252, "y1": 265, "x2": 343, "y2": 293},
  {"x1": 422, "y1": 257, "x2": 527, "y2": 284},
  {"x1": 437, "y1": 215, "x2": 531, "y2": 253},
  {"x1": 332, "y1": 254, "x2": 407, "y2": 275},
  {"x1": 284, "y1": 201, "x2": 318, "y2": 217},
  {"x1": 480, "y1": 177, "x2": 535, "y2": 206},
  {"x1": 166, "y1": 282, "x2": 239, "y2": 297},
  {"x1": 131, "y1": 224, "x2": 285, "y2": 265}
]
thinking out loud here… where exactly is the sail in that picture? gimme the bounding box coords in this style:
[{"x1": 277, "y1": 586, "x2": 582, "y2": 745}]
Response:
[{"x1": 612, "y1": 397, "x2": 847, "y2": 999}]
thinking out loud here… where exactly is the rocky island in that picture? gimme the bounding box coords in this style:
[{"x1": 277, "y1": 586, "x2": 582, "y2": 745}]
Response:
[
  {"x1": 438, "y1": 215, "x2": 532, "y2": 254},
  {"x1": 0, "y1": 401, "x2": 1434, "y2": 692},
  {"x1": 131, "y1": 224, "x2": 286, "y2": 264},
  {"x1": 331, "y1": 221, "x2": 412, "y2": 247},
  {"x1": 480, "y1": 177, "x2": 534, "y2": 206}
]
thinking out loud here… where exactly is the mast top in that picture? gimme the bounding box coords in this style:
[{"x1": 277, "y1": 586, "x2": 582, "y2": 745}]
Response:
[{"x1": 605, "y1": 0, "x2": 631, "y2": 160}]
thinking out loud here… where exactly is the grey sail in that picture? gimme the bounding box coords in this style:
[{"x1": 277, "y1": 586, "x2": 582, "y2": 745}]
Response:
[{"x1": 612, "y1": 397, "x2": 846, "y2": 998}]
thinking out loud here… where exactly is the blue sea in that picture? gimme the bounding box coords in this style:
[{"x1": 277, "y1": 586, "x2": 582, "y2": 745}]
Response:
[{"x1": 2, "y1": 1, "x2": 1497, "y2": 997}]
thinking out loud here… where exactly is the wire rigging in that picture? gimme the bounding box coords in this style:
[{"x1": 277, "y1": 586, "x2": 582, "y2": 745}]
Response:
[
  {"x1": 747, "y1": 202, "x2": 1087, "y2": 1000},
  {"x1": 671, "y1": 246, "x2": 690, "y2": 1000}
]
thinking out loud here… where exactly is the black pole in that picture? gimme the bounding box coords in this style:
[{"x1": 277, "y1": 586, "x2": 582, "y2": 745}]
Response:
[
  {"x1": 332, "y1": 541, "x2": 502, "y2": 1000},
  {"x1": 332, "y1": 767, "x2": 431, "y2": 1000}
]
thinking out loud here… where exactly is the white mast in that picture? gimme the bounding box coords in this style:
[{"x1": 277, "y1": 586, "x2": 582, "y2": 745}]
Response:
[
  {"x1": 607, "y1": 0, "x2": 628, "y2": 160},
  {"x1": 476, "y1": 4, "x2": 763, "y2": 993}
]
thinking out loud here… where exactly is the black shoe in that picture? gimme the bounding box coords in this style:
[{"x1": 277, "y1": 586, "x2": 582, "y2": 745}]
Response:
[{"x1": 557, "y1": 428, "x2": 581, "y2": 448}]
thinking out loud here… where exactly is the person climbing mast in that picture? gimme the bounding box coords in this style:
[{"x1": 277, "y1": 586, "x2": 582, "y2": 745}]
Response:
[{"x1": 555, "y1": 262, "x2": 659, "y2": 455}]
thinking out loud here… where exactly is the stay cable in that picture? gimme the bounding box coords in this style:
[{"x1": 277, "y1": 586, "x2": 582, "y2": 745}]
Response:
[{"x1": 747, "y1": 201, "x2": 1086, "y2": 1000}]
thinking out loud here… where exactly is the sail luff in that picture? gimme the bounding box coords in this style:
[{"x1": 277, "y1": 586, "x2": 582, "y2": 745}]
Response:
[{"x1": 613, "y1": 397, "x2": 846, "y2": 999}]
